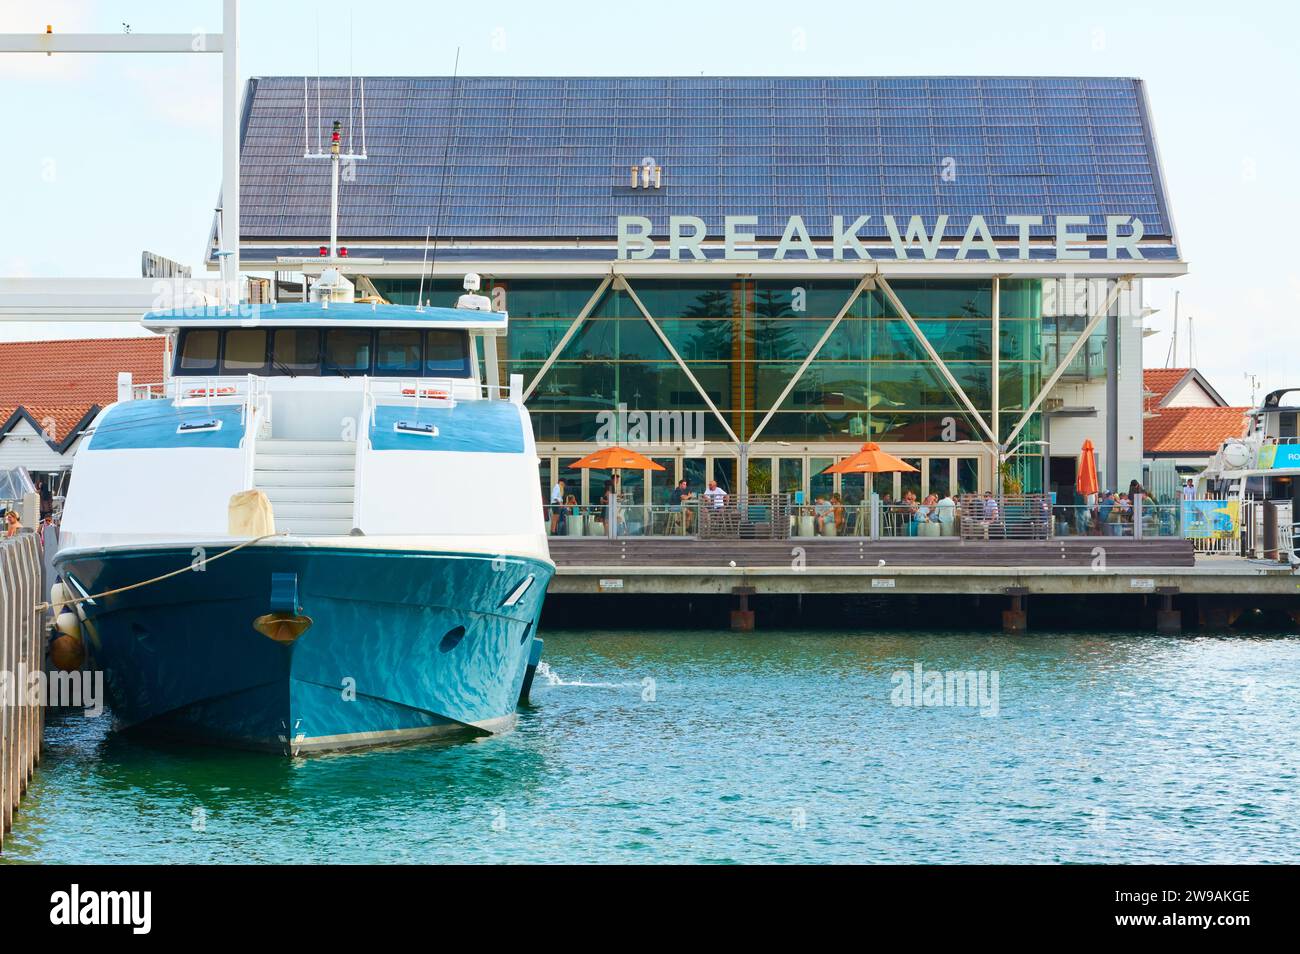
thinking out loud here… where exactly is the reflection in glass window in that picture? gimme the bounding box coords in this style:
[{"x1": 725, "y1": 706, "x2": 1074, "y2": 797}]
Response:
[
  {"x1": 271, "y1": 329, "x2": 320, "y2": 373},
  {"x1": 324, "y1": 329, "x2": 371, "y2": 375},
  {"x1": 178, "y1": 330, "x2": 219, "y2": 371},
  {"x1": 424, "y1": 330, "x2": 470, "y2": 375},
  {"x1": 957, "y1": 458, "x2": 981, "y2": 495},
  {"x1": 900, "y1": 459, "x2": 922, "y2": 501},
  {"x1": 375, "y1": 330, "x2": 421, "y2": 374},
  {"x1": 222, "y1": 329, "x2": 267, "y2": 372},
  {"x1": 929, "y1": 458, "x2": 951, "y2": 498}
]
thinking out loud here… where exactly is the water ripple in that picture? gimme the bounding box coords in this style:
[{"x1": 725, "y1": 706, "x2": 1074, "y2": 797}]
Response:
[{"x1": 4, "y1": 630, "x2": 1299, "y2": 864}]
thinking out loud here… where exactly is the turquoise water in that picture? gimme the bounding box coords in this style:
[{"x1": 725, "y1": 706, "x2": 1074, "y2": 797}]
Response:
[{"x1": 5, "y1": 630, "x2": 1299, "y2": 864}]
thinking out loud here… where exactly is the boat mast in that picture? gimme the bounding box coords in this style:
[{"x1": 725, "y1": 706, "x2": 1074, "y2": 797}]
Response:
[
  {"x1": 303, "y1": 77, "x2": 367, "y2": 266},
  {"x1": 329, "y1": 119, "x2": 341, "y2": 259}
]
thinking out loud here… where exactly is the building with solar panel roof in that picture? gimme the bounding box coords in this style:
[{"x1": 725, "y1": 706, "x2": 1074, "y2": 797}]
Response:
[{"x1": 219, "y1": 75, "x2": 1184, "y2": 512}]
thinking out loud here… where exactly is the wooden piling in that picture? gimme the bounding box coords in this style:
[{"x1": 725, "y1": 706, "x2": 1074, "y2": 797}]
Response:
[{"x1": 1, "y1": 533, "x2": 44, "y2": 854}]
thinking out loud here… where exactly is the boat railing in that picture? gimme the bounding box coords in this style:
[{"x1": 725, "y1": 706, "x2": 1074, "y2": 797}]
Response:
[
  {"x1": 354, "y1": 378, "x2": 374, "y2": 528},
  {"x1": 364, "y1": 374, "x2": 524, "y2": 407},
  {"x1": 131, "y1": 381, "x2": 169, "y2": 401},
  {"x1": 240, "y1": 376, "x2": 272, "y2": 491}
]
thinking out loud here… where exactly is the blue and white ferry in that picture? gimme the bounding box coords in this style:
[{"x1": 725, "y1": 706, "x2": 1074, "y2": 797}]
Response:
[{"x1": 53, "y1": 274, "x2": 553, "y2": 754}]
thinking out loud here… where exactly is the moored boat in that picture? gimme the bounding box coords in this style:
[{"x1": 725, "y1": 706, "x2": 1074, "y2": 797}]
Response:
[{"x1": 53, "y1": 286, "x2": 552, "y2": 754}]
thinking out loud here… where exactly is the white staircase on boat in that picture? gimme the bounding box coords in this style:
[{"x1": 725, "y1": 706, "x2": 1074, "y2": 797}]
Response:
[{"x1": 253, "y1": 439, "x2": 357, "y2": 536}]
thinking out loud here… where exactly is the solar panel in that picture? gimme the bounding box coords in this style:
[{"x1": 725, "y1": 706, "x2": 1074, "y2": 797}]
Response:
[{"x1": 235, "y1": 76, "x2": 1174, "y2": 247}]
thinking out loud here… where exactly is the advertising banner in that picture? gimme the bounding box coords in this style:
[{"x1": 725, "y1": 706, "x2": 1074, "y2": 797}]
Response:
[{"x1": 1181, "y1": 499, "x2": 1240, "y2": 539}]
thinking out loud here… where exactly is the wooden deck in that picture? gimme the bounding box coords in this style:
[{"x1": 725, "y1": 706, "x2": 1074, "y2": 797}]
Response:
[{"x1": 548, "y1": 537, "x2": 1197, "y2": 569}]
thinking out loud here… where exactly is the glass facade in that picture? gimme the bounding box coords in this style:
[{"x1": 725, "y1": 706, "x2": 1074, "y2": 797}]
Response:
[{"x1": 373, "y1": 276, "x2": 1047, "y2": 495}]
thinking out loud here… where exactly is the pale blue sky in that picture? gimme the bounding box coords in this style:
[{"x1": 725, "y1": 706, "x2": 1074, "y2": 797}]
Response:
[{"x1": 1, "y1": 0, "x2": 1297, "y2": 404}]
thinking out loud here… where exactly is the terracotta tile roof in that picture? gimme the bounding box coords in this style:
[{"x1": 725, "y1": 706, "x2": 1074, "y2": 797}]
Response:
[
  {"x1": 0, "y1": 337, "x2": 166, "y2": 451},
  {"x1": 1144, "y1": 368, "x2": 1190, "y2": 407},
  {"x1": 1145, "y1": 405, "x2": 1248, "y2": 455},
  {"x1": 0, "y1": 405, "x2": 99, "y2": 447},
  {"x1": 0, "y1": 337, "x2": 166, "y2": 408}
]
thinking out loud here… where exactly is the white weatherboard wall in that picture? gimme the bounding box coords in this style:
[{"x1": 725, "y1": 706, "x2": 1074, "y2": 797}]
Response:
[{"x1": 0, "y1": 419, "x2": 83, "y2": 472}]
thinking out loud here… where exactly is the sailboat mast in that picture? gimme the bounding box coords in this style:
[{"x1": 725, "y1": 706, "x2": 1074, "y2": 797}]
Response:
[{"x1": 329, "y1": 119, "x2": 341, "y2": 259}]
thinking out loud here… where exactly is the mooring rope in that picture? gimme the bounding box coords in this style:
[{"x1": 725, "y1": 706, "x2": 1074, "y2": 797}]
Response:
[{"x1": 36, "y1": 531, "x2": 290, "y2": 613}]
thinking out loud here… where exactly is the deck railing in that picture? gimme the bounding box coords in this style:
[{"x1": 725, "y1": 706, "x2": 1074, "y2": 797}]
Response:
[
  {"x1": 697, "y1": 494, "x2": 793, "y2": 540},
  {"x1": 0, "y1": 532, "x2": 43, "y2": 854},
  {"x1": 958, "y1": 493, "x2": 1053, "y2": 540}
]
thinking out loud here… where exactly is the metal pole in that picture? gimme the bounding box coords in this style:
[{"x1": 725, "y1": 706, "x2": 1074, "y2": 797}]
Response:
[
  {"x1": 329, "y1": 151, "x2": 339, "y2": 259},
  {"x1": 991, "y1": 276, "x2": 1001, "y2": 447},
  {"x1": 222, "y1": 0, "x2": 240, "y2": 294},
  {"x1": 738, "y1": 442, "x2": 748, "y2": 502},
  {"x1": 1106, "y1": 301, "x2": 1119, "y2": 492}
]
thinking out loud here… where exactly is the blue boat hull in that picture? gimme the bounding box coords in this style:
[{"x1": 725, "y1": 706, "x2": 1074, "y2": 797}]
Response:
[{"x1": 54, "y1": 545, "x2": 552, "y2": 754}]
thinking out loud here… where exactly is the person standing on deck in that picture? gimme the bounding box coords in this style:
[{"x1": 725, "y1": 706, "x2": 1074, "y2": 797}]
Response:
[
  {"x1": 549, "y1": 477, "x2": 566, "y2": 534},
  {"x1": 670, "y1": 478, "x2": 695, "y2": 533}
]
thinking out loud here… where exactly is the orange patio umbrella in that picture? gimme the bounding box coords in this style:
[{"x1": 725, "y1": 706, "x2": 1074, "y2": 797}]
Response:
[
  {"x1": 569, "y1": 446, "x2": 666, "y2": 473},
  {"x1": 821, "y1": 442, "x2": 920, "y2": 475},
  {"x1": 569, "y1": 446, "x2": 665, "y2": 538},
  {"x1": 1076, "y1": 439, "x2": 1100, "y2": 497}
]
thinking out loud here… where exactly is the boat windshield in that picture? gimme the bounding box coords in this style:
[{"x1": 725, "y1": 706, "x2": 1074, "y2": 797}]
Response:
[{"x1": 174, "y1": 327, "x2": 472, "y2": 378}]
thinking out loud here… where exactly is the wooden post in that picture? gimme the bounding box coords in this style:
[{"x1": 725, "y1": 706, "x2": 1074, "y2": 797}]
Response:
[
  {"x1": 1156, "y1": 586, "x2": 1181, "y2": 634},
  {"x1": 1, "y1": 533, "x2": 44, "y2": 854},
  {"x1": 731, "y1": 586, "x2": 756, "y2": 632},
  {"x1": 1002, "y1": 586, "x2": 1028, "y2": 634}
]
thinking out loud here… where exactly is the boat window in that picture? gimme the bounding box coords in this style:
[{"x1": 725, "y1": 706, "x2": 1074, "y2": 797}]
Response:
[
  {"x1": 425, "y1": 330, "x2": 471, "y2": 376},
  {"x1": 271, "y1": 328, "x2": 321, "y2": 375},
  {"x1": 222, "y1": 329, "x2": 269, "y2": 373},
  {"x1": 375, "y1": 329, "x2": 421, "y2": 375},
  {"x1": 323, "y1": 329, "x2": 371, "y2": 376},
  {"x1": 178, "y1": 330, "x2": 219, "y2": 371}
]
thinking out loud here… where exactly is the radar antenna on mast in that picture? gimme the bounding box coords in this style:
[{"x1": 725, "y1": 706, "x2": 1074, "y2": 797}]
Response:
[{"x1": 303, "y1": 71, "x2": 369, "y2": 264}]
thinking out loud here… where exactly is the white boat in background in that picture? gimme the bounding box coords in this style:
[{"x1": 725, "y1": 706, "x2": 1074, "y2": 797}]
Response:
[{"x1": 1198, "y1": 388, "x2": 1300, "y2": 561}]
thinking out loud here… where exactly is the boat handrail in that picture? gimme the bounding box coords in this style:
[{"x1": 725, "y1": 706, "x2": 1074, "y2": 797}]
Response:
[
  {"x1": 239, "y1": 375, "x2": 272, "y2": 491},
  {"x1": 131, "y1": 381, "x2": 169, "y2": 401},
  {"x1": 354, "y1": 378, "x2": 374, "y2": 530}
]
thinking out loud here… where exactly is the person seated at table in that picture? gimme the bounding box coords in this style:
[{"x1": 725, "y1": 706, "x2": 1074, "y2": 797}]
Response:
[
  {"x1": 669, "y1": 478, "x2": 695, "y2": 532},
  {"x1": 977, "y1": 491, "x2": 999, "y2": 538},
  {"x1": 901, "y1": 490, "x2": 919, "y2": 536},
  {"x1": 916, "y1": 493, "x2": 936, "y2": 523},
  {"x1": 564, "y1": 494, "x2": 579, "y2": 533},
  {"x1": 830, "y1": 492, "x2": 846, "y2": 534},
  {"x1": 813, "y1": 494, "x2": 833, "y2": 534},
  {"x1": 935, "y1": 491, "x2": 956, "y2": 530},
  {"x1": 703, "y1": 479, "x2": 727, "y2": 510}
]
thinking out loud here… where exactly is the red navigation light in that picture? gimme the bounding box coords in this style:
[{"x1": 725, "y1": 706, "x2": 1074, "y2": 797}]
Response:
[
  {"x1": 318, "y1": 246, "x2": 328, "y2": 256},
  {"x1": 339, "y1": 247, "x2": 348, "y2": 257}
]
